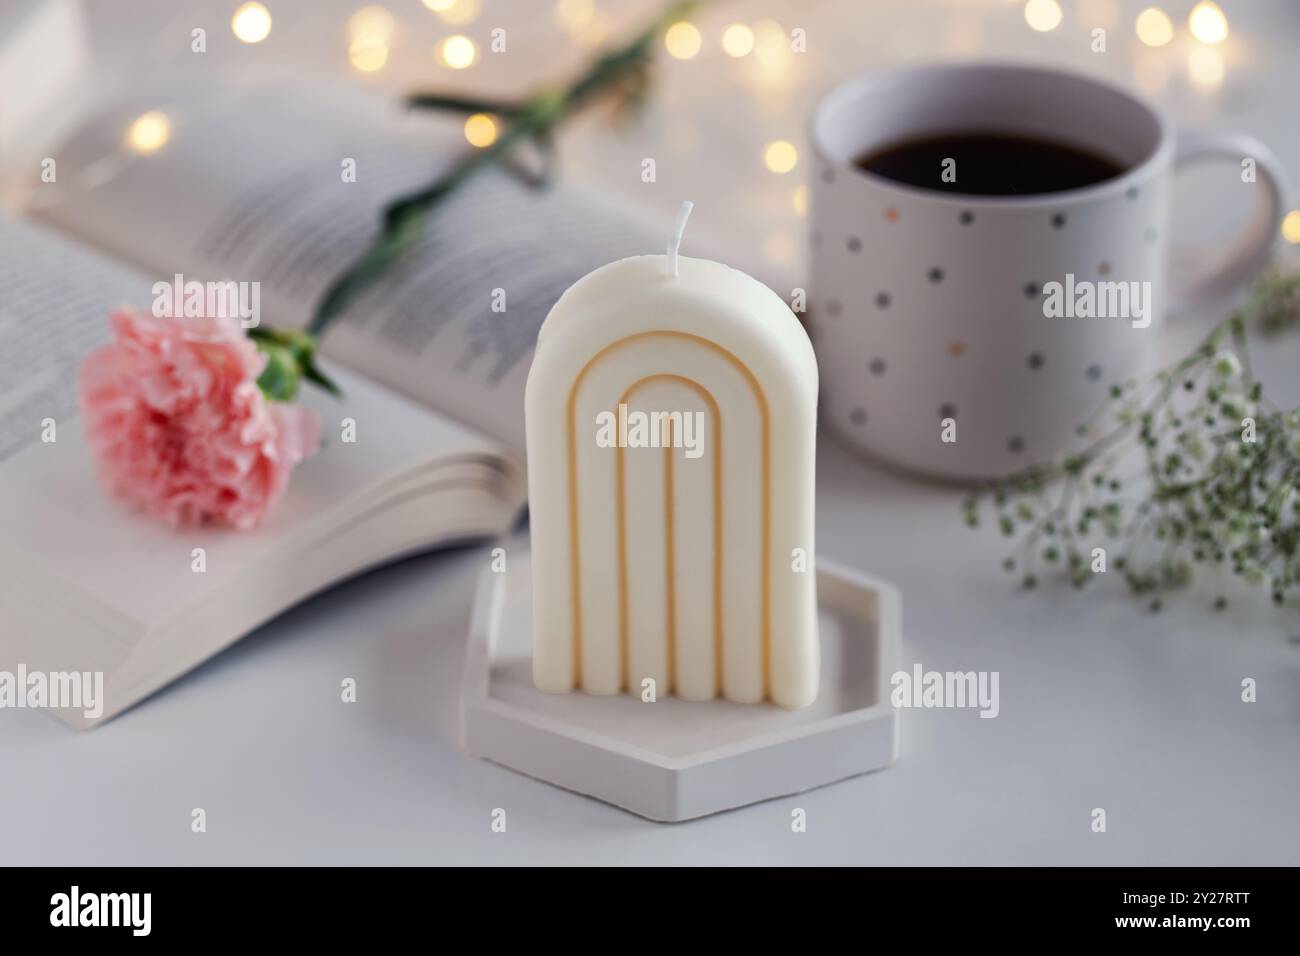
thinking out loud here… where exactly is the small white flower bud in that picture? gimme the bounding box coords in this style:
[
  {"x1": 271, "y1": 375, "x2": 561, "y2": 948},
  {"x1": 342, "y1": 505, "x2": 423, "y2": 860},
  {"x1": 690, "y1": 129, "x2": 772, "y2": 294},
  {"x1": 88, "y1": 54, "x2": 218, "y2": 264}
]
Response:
[{"x1": 1214, "y1": 350, "x2": 1243, "y2": 379}]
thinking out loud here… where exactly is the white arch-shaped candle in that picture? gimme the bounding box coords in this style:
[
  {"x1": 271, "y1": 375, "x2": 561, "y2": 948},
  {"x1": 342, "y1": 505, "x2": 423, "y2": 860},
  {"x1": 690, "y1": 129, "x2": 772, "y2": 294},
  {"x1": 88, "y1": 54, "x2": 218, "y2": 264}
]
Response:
[{"x1": 525, "y1": 206, "x2": 820, "y2": 708}]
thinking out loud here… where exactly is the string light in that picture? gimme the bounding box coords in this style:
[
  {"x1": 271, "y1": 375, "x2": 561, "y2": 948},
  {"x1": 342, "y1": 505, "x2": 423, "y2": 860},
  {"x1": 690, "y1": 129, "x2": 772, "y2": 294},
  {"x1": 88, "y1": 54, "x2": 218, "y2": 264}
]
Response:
[
  {"x1": 792, "y1": 184, "x2": 808, "y2": 217},
  {"x1": 574, "y1": 11, "x2": 610, "y2": 48},
  {"x1": 347, "y1": 4, "x2": 392, "y2": 71},
  {"x1": 722, "y1": 23, "x2": 754, "y2": 58},
  {"x1": 440, "y1": 34, "x2": 477, "y2": 69},
  {"x1": 1133, "y1": 52, "x2": 1171, "y2": 94},
  {"x1": 348, "y1": 5, "x2": 395, "y2": 41},
  {"x1": 463, "y1": 113, "x2": 498, "y2": 148},
  {"x1": 1282, "y1": 210, "x2": 1300, "y2": 245},
  {"x1": 125, "y1": 110, "x2": 171, "y2": 153},
  {"x1": 1188, "y1": 1, "x2": 1228, "y2": 44},
  {"x1": 752, "y1": 18, "x2": 791, "y2": 73},
  {"x1": 349, "y1": 35, "x2": 389, "y2": 72},
  {"x1": 1023, "y1": 0, "x2": 1063, "y2": 33},
  {"x1": 432, "y1": 0, "x2": 479, "y2": 26},
  {"x1": 554, "y1": 0, "x2": 594, "y2": 32},
  {"x1": 231, "y1": 2, "x2": 272, "y2": 43},
  {"x1": 1135, "y1": 7, "x2": 1174, "y2": 47},
  {"x1": 764, "y1": 232, "x2": 796, "y2": 264},
  {"x1": 664, "y1": 22, "x2": 702, "y2": 60},
  {"x1": 764, "y1": 140, "x2": 798, "y2": 174},
  {"x1": 1187, "y1": 45, "x2": 1225, "y2": 89},
  {"x1": 1077, "y1": 0, "x2": 1120, "y2": 31}
]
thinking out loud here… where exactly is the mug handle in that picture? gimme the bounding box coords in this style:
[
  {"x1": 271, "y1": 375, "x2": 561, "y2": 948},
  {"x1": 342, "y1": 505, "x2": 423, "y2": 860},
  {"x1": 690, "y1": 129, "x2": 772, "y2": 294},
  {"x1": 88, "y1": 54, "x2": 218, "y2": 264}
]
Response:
[{"x1": 1168, "y1": 129, "x2": 1289, "y2": 312}]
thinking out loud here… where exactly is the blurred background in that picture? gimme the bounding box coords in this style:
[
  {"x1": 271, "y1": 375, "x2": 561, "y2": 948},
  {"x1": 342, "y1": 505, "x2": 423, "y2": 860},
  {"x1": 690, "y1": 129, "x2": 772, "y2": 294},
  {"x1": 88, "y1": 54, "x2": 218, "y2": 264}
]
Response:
[{"x1": 5, "y1": 0, "x2": 1300, "y2": 288}]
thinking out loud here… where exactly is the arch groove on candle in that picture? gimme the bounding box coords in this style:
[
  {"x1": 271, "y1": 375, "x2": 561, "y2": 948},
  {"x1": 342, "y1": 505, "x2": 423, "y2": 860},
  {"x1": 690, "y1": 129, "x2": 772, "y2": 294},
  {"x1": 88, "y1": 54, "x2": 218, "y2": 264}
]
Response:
[
  {"x1": 617, "y1": 374, "x2": 723, "y2": 698},
  {"x1": 527, "y1": 255, "x2": 818, "y2": 709},
  {"x1": 572, "y1": 334, "x2": 768, "y2": 700}
]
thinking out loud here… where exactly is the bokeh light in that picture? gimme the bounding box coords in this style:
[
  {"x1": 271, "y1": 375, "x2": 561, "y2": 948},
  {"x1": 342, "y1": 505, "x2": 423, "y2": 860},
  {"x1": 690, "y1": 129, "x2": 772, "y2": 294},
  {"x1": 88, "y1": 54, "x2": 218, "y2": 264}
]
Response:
[
  {"x1": 231, "y1": 2, "x2": 272, "y2": 43},
  {"x1": 1077, "y1": 0, "x2": 1120, "y2": 31},
  {"x1": 554, "y1": 0, "x2": 594, "y2": 32},
  {"x1": 432, "y1": 0, "x2": 479, "y2": 26},
  {"x1": 1024, "y1": 0, "x2": 1063, "y2": 33},
  {"x1": 349, "y1": 35, "x2": 389, "y2": 72},
  {"x1": 1187, "y1": 45, "x2": 1225, "y2": 89},
  {"x1": 722, "y1": 23, "x2": 755, "y2": 58},
  {"x1": 1281, "y1": 210, "x2": 1300, "y2": 245},
  {"x1": 348, "y1": 5, "x2": 395, "y2": 40},
  {"x1": 1135, "y1": 7, "x2": 1174, "y2": 47},
  {"x1": 764, "y1": 140, "x2": 798, "y2": 174},
  {"x1": 574, "y1": 10, "x2": 610, "y2": 48},
  {"x1": 1188, "y1": 1, "x2": 1228, "y2": 44},
  {"x1": 440, "y1": 34, "x2": 477, "y2": 69},
  {"x1": 792, "y1": 184, "x2": 808, "y2": 217},
  {"x1": 764, "y1": 232, "x2": 796, "y2": 264},
  {"x1": 347, "y1": 4, "x2": 392, "y2": 71},
  {"x1": 463, "y1": 113, "x2": 498, "y2": 148},
  {"x1": 752, "y1": 18, "x2": 791, "y2": 73},
  {"x1": 1133, "y1": 51, "x2": 1171, "y2": 94},
  {"x1": 125, "y1": 110, "x2": 171, "y2": 153},
  {"x1": 664, "y1": 22, "x2": 702, "y2": 60}
]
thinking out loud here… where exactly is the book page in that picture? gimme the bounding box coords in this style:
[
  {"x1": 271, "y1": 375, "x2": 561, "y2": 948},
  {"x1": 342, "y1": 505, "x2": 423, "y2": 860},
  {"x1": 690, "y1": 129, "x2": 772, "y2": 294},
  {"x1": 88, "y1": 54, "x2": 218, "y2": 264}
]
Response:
[
  {"x1": 28, "y1": 75, "x2": 658, "y2": 454},
  {"x1": 0, "y1": 216, "x2": 150, "y2": 463}
]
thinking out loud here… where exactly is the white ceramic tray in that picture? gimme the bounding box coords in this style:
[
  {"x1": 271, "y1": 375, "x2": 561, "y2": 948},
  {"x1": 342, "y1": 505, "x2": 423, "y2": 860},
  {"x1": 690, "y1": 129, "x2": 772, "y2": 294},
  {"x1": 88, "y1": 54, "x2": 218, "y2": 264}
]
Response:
[{"x1": 459, "y1": 551, "x2": 901, "y2": 822}]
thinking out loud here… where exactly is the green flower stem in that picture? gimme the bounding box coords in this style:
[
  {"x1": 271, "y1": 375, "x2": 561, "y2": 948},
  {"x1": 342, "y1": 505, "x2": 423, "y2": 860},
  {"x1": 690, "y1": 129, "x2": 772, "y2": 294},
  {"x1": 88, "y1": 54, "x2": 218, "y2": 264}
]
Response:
[
  {"x1": 307, "y1": 0, "x2": 704, "y2": 338},
  {"x1": 248, "y1": 326, "x2": 341, "y2": 401},
  {"x1": 404, "y1": 93, "x2": 524, "y2": 115}
]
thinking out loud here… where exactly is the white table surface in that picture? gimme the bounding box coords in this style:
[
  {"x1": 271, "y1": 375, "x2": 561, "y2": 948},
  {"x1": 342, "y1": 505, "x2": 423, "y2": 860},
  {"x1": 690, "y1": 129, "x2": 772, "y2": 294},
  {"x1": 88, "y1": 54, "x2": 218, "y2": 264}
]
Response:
[
  {"x1": 5, "y1": 431, "x2": 1300, "y2": 866},
  {"x1": 4, "y1": 0, "x2": 1300, "y2": 865}
]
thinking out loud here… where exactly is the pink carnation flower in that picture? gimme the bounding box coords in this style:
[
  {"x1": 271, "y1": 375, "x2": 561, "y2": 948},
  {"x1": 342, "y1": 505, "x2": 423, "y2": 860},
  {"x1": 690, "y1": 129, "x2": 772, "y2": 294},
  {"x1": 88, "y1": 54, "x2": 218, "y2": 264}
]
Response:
[{"x1": 79, "y1": 308, "x2": 322, "y2": 530}]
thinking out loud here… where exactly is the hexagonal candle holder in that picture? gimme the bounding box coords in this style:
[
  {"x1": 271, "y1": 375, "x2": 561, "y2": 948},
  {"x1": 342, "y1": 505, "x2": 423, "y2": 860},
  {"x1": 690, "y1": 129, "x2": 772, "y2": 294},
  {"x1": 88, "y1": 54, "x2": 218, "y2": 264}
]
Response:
[{"x1": 459, "y1": 551, "x2": 900, "y2": 822}]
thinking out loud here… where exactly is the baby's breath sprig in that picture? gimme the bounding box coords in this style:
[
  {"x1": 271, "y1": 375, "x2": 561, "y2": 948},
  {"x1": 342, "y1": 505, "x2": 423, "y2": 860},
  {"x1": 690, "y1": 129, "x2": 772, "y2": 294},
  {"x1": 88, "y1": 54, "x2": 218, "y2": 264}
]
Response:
[
  {"x1": 964, "y1": 268, "x2": 1300, "y2": 612},
  {"x1": 1244, "y1": 265, "x2": 1300, "y2": 337}
]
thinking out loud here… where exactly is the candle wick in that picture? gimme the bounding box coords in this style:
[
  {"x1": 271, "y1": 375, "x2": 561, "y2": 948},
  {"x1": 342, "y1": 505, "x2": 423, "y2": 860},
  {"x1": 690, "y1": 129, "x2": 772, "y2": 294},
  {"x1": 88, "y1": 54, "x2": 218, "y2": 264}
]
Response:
[{"x1": 667, "y1": 200, "x2": 694, "y2": 278}]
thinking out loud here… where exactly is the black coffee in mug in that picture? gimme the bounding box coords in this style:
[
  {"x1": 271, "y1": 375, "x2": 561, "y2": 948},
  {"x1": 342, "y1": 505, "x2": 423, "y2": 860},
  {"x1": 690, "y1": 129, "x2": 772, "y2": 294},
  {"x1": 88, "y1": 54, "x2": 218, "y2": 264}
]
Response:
[{"x1": 854, "y1": 131, "x2": 1125, "y2": 196}]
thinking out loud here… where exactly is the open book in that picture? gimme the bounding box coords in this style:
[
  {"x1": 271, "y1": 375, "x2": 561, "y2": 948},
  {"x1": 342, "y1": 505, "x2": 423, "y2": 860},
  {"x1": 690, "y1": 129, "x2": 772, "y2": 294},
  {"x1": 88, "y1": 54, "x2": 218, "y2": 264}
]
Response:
[{"x1": 0, "y1": 75, "x2": 663, "y2": 728}]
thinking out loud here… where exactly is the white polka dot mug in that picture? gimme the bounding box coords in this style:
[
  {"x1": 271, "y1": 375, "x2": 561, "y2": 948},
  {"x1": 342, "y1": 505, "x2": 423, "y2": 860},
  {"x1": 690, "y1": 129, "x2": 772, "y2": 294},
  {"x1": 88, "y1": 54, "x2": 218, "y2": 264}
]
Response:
[{"x1": 809, "y1": 63, "x2": 1287, "y2": 481}]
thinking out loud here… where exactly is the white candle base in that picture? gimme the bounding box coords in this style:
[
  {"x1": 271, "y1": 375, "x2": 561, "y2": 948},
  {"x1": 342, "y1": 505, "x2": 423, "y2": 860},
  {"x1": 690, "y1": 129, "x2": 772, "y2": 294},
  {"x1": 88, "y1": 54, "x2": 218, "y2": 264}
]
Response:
[{"x1": 461, "y1": 550, "x2": 900, "y2": 823}]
